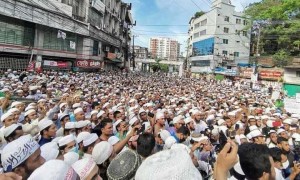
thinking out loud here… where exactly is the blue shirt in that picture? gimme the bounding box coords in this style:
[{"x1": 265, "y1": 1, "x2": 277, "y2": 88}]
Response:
[{"x1": 38, "y1": 137, "x2": 52, "y2": 146}]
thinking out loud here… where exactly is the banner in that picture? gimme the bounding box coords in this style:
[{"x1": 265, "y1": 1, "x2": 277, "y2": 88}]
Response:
[
  {"x1": 284, "y1": 98, "x2": 300, "y2": 114},
  {"x1": 76, "y1": 60, "x2": 101, "y2": 68},
  {"x1": 44, "y1": 60, "x2": 68, "y2": 68},
  {"x1": 27, "y1": 61, "x2": 35, "y2": 71}
]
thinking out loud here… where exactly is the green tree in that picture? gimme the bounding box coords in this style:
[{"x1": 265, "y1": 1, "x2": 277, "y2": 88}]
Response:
[
  {"x1": 150, "y1": 59, "x2": 169, "y2": 72},
  {"x1": 272, "y1": 49, "x2": 291, "y2": 67},
  {"x1": 245, "y1": 0, "x2": 300, "y2": 56}
]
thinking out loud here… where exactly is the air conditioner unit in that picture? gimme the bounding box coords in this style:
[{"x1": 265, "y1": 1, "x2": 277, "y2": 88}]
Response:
[{"x1": 105, "y1": 46, "x2": 110, "y2": 52}]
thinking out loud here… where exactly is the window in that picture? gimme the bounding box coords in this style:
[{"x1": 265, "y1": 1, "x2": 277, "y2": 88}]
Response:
[
  {"x1": 235, "y1": 30, "x2": 240, "y2": 35},
  {"x1": 194, "y1": 32, "x2": 199, "y2": 38},
  {"x1": 236, "y1": 41, "x2": 240, "y2": 43},
  {"x1": 224, "y1": 27, "x2": 229, "y2": 33},
  {"x1": 224, "y1": 16, "x2": 230, "y2": 22},
  {"x1": 234, "y1": 52, "x2": 239, "y2": 57},
  {"x1": 195, "y1": 23, "x2": 200, "y2": 29},
  {"x1": 222, "y1": 50, "x2": 228, "y2": 55},
  {"x1": 192, "y1": 37, "x2": 214, "y2": 56},
  {"x1": 243, "y1": 31, "x2": 247, "y2": 36},
  {"x1": 296, "y1": 71, "x2": 300, "y2": 77},
  {"x1": 243, "y1": 20, "x2": 248, "y2": 25},
  {"x1": 236, "y1": 19, "x2": 241, "y2": 24},
  {"x1": 200, "y1": 19, "x2": 207, "y2": 26},
  {"x1": 200, "y1": 30, "x2": 206, "y2": 36},
  {"x1": 93, "y1": 40, "x2": 99, "y2": 56},
  {"x1": 223, "y1": 39, "x2": 228, "y2": 44}
]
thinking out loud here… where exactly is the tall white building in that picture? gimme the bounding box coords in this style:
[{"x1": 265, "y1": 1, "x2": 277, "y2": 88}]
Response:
[
  {"x1": 187, "y1": 0, "x2": 251, "y2": 73},
  {"x1": 149, "y1": 37, "x2": 180, "y2": 61}
]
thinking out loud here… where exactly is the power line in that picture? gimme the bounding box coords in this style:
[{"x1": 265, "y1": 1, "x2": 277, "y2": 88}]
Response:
[{"x1": 136, "y1": 25, "x2": 189, "y2": 27}]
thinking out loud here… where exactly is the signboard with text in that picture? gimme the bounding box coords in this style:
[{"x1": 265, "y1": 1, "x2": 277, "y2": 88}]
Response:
[
  {"x1": 76, "y1": 60, "x2": 101, "y2": 68},
  {"x1": 44, "y1": 60, "x2": 68, "y2": 68}
]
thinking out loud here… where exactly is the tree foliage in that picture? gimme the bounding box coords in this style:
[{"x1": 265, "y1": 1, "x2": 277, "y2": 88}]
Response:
[
  {"x1": 194, "y1": 11, "x2": 205, "y2": 18},
  {"x1": 150, "y1": 59, "x2": 169, "y2": 72},
  {"x1": 272, "y1": 49, "x2": 292, "y2": 67},
  {"x1": 245, "y1": 0, "x2": 300, "y2": 56}
]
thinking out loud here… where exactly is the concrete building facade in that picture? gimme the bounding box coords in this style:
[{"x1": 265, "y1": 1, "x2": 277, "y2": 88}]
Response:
[
  {"x1": 149, "y1": 37, "x2": 180, "y2": 61},
  {"x1": 0, "y1": 0, "x2": 134, "y2": 71},
  {"x1": 132, "y1": 46, "x2": 149, "y2": 59},
  {"x1": 187, "y1": 0, "x2": 251, "y2": 73}
]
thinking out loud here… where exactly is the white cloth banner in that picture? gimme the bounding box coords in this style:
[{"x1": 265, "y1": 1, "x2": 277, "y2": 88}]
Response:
[
  {"x1": 284, "y1": 98, "x2": 300, "y2": 114},
  {"x1": 44, "y1": 60, "x2": 58, "y2": 67}
]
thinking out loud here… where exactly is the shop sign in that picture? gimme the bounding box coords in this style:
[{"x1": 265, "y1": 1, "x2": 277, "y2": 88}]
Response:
[
  {"x1": 76, "y1": 60, "x2": 101, "y2": 68},
  {"x1": 259, "y1": 70, "x2": 282, "y2": 79},
  {"x1": 44, "y1": 60, "x2": 68, "y2": 68}
]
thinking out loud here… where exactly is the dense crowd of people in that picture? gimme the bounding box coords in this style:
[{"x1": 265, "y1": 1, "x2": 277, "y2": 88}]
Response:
[{"x1": 0, "y1": 69, "x2": 299, "y2": 180}]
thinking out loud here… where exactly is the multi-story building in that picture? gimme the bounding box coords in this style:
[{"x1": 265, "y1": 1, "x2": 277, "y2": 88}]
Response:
[
  {"x1": 132, "y1": 46, "x2": 148, "y2": 59},
  {"x1": 187, "y1": 0, "x2": 250, "y2": 73},
  {"x1": 0, "y1": 0, "x2": 134, "y2": 71},
  {"x1": 149, "y1": 37, "x2": 180, "y2": 61}
]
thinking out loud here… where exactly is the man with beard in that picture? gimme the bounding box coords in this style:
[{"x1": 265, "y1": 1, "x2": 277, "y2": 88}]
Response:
[
  {"x1": 1, "y1": 135, "x2": 45, "y2": 179},
  {"x1": 268, "y1": 130, "x2": 278, "y2": 148},
  {"x1": 185, "y1": 117, "x2": 195, "y2": 133},
  {"x1": 277, "y1": 137, "x2": 294, "y2": 167},
  {"x1": 192, "y1": 110, "x2": 207, "y2": 134}
]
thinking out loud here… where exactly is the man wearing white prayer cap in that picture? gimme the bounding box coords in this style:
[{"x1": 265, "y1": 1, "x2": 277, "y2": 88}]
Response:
[
  {"x1": 82, "y1": 133, "x2": 99, "y2": 159},
  {"x1": 74, "y1": 108, "x2": 85, "y2": 121},
  {"x1": 135, "y1": 148, "x2": 202, "y2": 180},
  {"x1": 154, "y1": 112, "x2": 165, "y2": 137},
  {"x1": 72, "y1": 158, "x2": 99, "y2": 180},
  {"x1": 3, "y1": 124, "x2": 23, "y2": 143},
  {"x1": 28, "y1": 160, "x2": 78, "y2": 180},
  {"x1": 58, "y1": 134, "x2": 78, "y2": 155},
  {"x1": 76, "y1": 131, "x2": 90, "y2": 158},
  {"x1": 1, "y1": 135, "x2": 45, "y2": 179},
  {"x1": 0, "y1": 111, "x2": 17, "y2": 145},
  {"x1": 92, "y1": 141, "x2": 116, "y2": 179},
  {"x1": 38, "y1": 119, "x2": 57, "y2": 146},
  {"x1": 40, "y1": 142, "x2": 60, "y2": 162}
]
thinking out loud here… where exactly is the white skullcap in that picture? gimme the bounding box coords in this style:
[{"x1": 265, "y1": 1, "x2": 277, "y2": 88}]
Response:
[
  {"x1": 29, "y1": 86, "x2": 39, "y2": 91},
  {"x1": 58, "y1": 134, "x2": 75, "y2": 147},
  {"x1": 164, "y1": 136, "x2": 177, "y2": 149},
  {"x1": 37, "y1": 99, "x2": 47, "y2": 104},
  {"x1": 25, "y1": 105, "x2": 35, "y2": 112},
  {"x1": 135, "y1": 148, "x2": 202, "y2": 180},
  {"x1": 38, "y1": 119, "x2": 53, "y2": 132},
  {"x1": 108, "y1": 136, "x2": 120, "y2": 146},
  {"x1": 72, "y1": 103, "x2": 81, "y2": 109},
  {"x1": 206, "y1": 114, "x2": 215, "y2": 121},
  {"x1": 76, "y1": 132, "x2": 90, "y2": 143},
  {"x1": 250, "y1": 129, "x2": 264, "y2": 138},
  {"x1": 92, "y1": 141, "x2": 113, "y2": 165},
  {"x1": 192, "y1": 136, "x2": 209, "y2": 142},
  {"x1": 83, "y1": 133, "x2": 98, "y2": 147},
  {"x1": 7, "y1": 108, "x2": 19, "y2": 114},
  {"x1": 173, "y1": 116, "x2": 182, "y2": 124},
  {"x1": 103, "y1": 102, "x2": 110, "y2": 109},
  {"x1": 1, "y1": 135, "x2": 39, "y2": 171},
  {"x1": 72, "y1": 158, "x2": 96, "y2": 180},
  {"x1": 74, "y1": 108, "x2": 83, "y2": 115},
  {"x1": 40, "y1": 142, "x2": 59, "y2": 161},
  {"x1": 129, "y1": 117, "x2": 139, "y2": 126},
  {"x1": 248, "y1": 115, "x2": 255, "y2": 120},
  {"x1": 11, "y1": 101, "x2": 23, "y2": 108},
  {"x1": 90, "y1": 110, "x2": 98, "y2": 116},
  {"x1": 63, "y1": 152, "x2": 79, "y2": 166},
  {"x1": 217, "y1": 119, "x2": 225, "y2": 126},
  {"x1": 1, "y1": 111, "x2": 13, "y2": 122},
  {"x1": 283, "y1": 119, "x2": 292, "y2": 125},
  {"x1": 28, "y1": 160, "x2": 77, "y2": 180},
  {"x1": 184, "y1": 117, "x2": 193, "y2": 124},
  {"x1": 97, "y1": 110, "x2": 105, "y2": 118},
  {"x1": 65, "y1": 122, "x2": 76, "y2": 129},
  {"x1": 75, "y1": 120, "x2": 91, "y2": 129},
  {"x1": 158, "y1": 130, "x2": 171, "y2": 142},
  {"x1": 25, "y1": 109, "x2": 36, "y2": 117},
  {"x1": 261, "y1": 115, "x2": 269, "y2": 120},
  {"x1": 156, "y1": 112, "x2": 164, "y2": 120},
  {"x1": 59, "y1": 103, "x2": 67, "y2": 109},
  {"x1": 277, "y1": 129, "x2": 286, "y2": 135},
  {"x1": 4, "y1": 124, "x2": 21, "y2": 137}
]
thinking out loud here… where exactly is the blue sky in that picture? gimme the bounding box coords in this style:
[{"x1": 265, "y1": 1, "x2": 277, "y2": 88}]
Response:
[{"x1": 123, "y1": 0, "x2": 261, "y2": 54}]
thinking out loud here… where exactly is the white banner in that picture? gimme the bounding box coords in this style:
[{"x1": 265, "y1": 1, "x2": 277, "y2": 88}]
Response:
[
  {"x1": 284, "y1": 98, "x2": 300, "y2": 114},
  {"x1": 44, "y1": 60, "x2": 58, "y2": 67},
  {"x1": 297, "y1": 93, "x2": 300, "y2": 103}
]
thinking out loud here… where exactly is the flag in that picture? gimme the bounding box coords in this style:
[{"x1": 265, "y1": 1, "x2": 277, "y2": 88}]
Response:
[
  {"x1": 70, "y1": 41, "x2": 76, "y2": 49},
  {"x1": 57, "y1": 30, "x2": 66, "y2": 39},
  {"x1": 27, "y1": 61, "x2": 35, "y2": 71}
]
